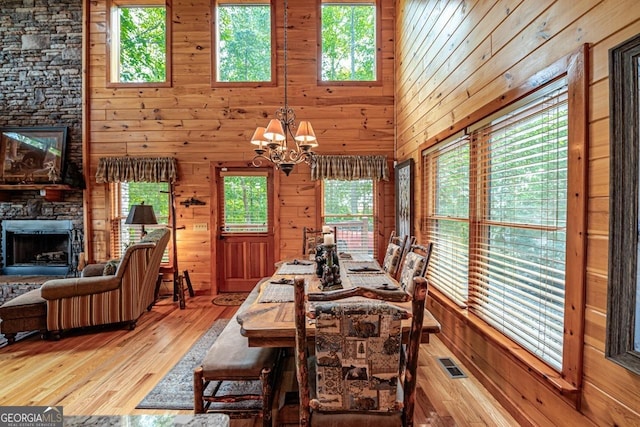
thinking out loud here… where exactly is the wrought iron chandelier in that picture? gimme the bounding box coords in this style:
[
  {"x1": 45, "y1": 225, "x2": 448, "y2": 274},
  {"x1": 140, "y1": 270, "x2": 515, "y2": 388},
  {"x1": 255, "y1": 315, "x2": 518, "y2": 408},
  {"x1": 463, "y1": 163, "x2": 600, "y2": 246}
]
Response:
[{"x1": 249, "y1": 0, "x2": 317, "y2": 176}]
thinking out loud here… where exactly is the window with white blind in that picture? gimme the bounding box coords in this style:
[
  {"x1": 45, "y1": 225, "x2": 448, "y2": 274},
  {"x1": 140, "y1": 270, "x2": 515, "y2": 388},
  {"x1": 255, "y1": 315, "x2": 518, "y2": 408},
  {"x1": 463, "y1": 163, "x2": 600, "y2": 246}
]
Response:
[
  {"x1": 322, "y1": 179, "x2": 375, "y2": 258},
  {"x1": 423, "y1": 134, "x2": 470, "y2": 306},
  {"x1": 110, "y1": 182, "x2": 170, "y2": 259},
  {"x1": 423, "y1": 78, "x2": 569, "y2": 370}
]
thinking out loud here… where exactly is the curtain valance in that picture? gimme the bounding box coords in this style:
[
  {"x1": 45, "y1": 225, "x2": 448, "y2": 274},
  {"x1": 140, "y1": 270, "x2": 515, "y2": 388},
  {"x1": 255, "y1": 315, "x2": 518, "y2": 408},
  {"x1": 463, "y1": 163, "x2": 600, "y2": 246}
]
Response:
[
  {"x1": 310, "y1": 155, "x2": 389, "y2": 181},
  {"x1": 96, "y1": 157, "x2": 178, "y2": 183}
]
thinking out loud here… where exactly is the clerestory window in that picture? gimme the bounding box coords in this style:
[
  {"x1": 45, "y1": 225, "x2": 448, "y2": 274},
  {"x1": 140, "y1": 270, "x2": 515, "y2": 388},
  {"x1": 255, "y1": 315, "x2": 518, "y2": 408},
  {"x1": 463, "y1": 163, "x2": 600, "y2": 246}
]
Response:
[
  {"x1": 319, "y1": 0, "x2": 379, "y2": 84},
  {"x1": 107, "y1": 0, "x2": 172, "y2": 86},
  {"x1": 213, "y1": 0, "x2": 274, "y2": 85}
]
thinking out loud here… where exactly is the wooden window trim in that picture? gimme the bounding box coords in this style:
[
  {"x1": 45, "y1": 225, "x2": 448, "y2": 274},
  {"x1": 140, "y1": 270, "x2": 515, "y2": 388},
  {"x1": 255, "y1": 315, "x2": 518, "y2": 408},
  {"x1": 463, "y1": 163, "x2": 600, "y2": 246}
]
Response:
[
  {"x1": 317, "y1": 0, "x2": 382, "y2": 86},
  {"x1": 211, "y1": 0, "x2": 276, "y2": 88},
  {"x1": 106, "y1": 0, "x2": 173, "y2": 88},
  {"x1": 419, "y1": 45, "x2": 588, "y2": 396}
]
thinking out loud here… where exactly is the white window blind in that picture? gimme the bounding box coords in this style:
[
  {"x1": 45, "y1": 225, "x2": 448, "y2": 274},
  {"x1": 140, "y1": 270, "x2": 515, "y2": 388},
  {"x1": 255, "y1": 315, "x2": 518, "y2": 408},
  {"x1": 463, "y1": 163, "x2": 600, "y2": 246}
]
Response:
[
  {"x1": 421, "y1": 78, "x2": 569, "y2": 371},
  {"x1": 469, "y1": 80, "x2": 568, "y2": 370},
  {"x1": 423, "y1": 135, "x2": 470, "y2": 306}
]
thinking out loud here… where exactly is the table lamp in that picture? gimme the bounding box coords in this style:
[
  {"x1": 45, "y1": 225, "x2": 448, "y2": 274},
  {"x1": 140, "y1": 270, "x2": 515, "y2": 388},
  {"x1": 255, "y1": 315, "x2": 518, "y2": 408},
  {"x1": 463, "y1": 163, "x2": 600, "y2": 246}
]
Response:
[{"x1": 125, "y1": 202, "x2": 157, "y2": 237}]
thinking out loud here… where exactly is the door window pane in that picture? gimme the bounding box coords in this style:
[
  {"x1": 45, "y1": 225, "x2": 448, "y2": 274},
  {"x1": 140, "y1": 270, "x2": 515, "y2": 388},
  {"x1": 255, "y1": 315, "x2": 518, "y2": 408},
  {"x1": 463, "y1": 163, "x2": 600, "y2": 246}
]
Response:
[{"x1": 222, "y1": 175, "x2": 268, "y2": 232}]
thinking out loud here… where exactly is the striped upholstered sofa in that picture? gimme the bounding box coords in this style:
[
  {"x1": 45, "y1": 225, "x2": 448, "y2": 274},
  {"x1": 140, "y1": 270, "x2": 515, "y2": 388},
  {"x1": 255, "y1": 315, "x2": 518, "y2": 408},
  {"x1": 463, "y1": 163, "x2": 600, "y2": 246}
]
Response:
[{"x1": 40, "y1": 228, "x2": 170, "y2": 338}]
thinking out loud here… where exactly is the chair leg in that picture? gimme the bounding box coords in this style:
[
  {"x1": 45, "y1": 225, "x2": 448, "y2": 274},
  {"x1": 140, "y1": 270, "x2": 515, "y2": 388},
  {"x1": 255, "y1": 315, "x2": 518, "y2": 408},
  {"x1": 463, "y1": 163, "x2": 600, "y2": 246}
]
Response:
[
  {"x1": 194, "y1": 366, "x2": 205, "y2": 413},
  {"x1": 260, "y1": 366, "x2": 273, "y2": 427}
]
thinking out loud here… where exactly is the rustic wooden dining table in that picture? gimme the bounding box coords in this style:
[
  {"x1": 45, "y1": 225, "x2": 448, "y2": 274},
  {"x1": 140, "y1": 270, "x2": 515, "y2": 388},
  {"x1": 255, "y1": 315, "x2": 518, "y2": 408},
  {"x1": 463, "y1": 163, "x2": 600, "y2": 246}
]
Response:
[{"x1": 236, "y1": 257, "x2": 441, "y2": 348}]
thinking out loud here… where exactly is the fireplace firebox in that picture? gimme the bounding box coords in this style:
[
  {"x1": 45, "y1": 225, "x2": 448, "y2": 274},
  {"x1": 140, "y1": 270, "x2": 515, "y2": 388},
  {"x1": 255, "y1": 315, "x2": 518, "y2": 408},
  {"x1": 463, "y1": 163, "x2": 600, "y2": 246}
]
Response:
[{"x1": 2, "y1": 219, "x2": 74, "y2": 275}]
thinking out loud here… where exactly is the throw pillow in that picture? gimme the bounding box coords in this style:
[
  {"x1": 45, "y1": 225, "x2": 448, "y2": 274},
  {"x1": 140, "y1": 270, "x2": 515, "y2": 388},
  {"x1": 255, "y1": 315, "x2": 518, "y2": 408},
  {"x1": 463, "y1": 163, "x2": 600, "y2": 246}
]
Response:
[
  {"x1": 140, "y1": 228, "x2": 165, "y2": 243},
  {"x1": 103, "y1": 259, "x2": 120, "y2": 275}
]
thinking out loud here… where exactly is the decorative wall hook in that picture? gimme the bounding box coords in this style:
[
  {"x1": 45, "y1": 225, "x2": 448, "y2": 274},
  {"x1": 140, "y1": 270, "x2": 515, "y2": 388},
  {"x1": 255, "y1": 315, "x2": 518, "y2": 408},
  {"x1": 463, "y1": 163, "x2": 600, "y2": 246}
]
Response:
[{"x1": 180, "y1": 197, "x2": 206, "y2": 208}]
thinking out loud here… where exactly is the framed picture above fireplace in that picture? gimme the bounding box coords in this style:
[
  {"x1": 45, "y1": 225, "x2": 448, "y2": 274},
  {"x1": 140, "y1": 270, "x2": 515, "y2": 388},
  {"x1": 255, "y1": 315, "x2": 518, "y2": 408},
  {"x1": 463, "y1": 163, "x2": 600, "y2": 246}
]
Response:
[{"x1": 0, "y1": 126, "x2": 68, "y2": 184}]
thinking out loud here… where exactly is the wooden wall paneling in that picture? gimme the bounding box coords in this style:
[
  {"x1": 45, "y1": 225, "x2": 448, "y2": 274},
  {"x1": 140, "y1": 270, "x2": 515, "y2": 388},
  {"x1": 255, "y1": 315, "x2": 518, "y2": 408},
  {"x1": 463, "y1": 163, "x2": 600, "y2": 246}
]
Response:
[
  {"x1": 583, "y1": 306, "x2": 607, "y2": 351},
  {"x1": 585, "y1": 270, "x2": 608, "y2": 311},
  {"x1": 589, "y1": 118, "x2": 609, "y2": 160},
  {"x1": 588, "y1": 157, "x2": 609, "y2": 198},
  {"x1": 400, "y1": 0, "x2": 474, "y2": 98},
  {"x1": 589, "y1": 79, "x2": 609, "y2": 121},
  {"x1": 395, "y1": 0, "x2": 453, "y2": 105},
  {"x1": 587, "y1": 196, "x2": 608, "y2": 235},
  {"x1": 590, "y1": 21, "x2": 640, "y2": 83},
  {"x1": 396, "y1": 0, "x2": 526, "y2": 141},
  {"x1": 586, "y1": 235, "x2": 609, "y2": 273},
  {"x1": 580, "y1": 380, "x2": 640, "y2": 427},
  {"x1": 409, "y1": 0, "x2": 599, "y2": 150},
  {"x1": 582, "y1": 345, "x2": 640, "y2": 419},
  {"x1": 396, "y1": 0, "x2": 502, "y2": 118},
  {"x1": 489, "y1": 0, "x2": 553, "y2": 54}
]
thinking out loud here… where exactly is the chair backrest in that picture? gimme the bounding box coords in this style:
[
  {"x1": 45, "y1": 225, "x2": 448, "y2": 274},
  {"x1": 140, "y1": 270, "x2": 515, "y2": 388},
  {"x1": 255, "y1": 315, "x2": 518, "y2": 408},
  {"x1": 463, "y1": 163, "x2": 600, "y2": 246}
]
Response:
[
  {"x1": 293, "y1": 276, "x2": 429, "y2": 427},
  {"x1": 117, "y1": 227, "x2": 171, "y2": 315},
  {"x1": 302, "y1": 226, "x2": 336, "y2": 255},
  {"x1": 382, "y1": 231, "x2": 412, "y2": 277},
  {"x1": 397, "y1": 242, "x2": 433, "y2": 293}
]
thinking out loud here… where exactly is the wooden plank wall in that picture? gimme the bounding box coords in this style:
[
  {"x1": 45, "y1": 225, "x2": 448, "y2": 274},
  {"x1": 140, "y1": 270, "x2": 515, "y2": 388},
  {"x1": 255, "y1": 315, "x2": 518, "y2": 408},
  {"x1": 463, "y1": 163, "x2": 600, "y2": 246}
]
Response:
[
  {"x1": 395, "y1": 0, "x2": 640, "y2": 425},
  {"x1": 85, "y1": 0, "x2": 396, "y2": 291}
]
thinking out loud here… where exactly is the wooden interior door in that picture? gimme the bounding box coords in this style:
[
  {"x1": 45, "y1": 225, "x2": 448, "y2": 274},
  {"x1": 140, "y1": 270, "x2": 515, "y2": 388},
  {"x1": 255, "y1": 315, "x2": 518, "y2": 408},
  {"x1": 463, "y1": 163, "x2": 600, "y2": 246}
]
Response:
[{"x1": 215, "y1": 167, "x2": 275, "y2": 292}]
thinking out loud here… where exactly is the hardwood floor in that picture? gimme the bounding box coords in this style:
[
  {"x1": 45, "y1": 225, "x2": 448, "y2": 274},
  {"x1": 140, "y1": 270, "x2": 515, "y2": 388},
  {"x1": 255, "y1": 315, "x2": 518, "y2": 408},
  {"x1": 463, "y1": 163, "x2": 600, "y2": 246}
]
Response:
[{"x1": 0, "y1": 295, "x2": 517, "y2": 426}]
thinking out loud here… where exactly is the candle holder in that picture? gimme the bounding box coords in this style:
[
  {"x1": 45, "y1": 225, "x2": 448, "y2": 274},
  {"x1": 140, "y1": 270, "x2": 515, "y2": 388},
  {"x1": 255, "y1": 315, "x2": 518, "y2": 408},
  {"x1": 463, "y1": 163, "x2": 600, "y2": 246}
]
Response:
[
  {"x1": 314, "y1": 244, "x2": 326, "y2": 277},
  {"x1": 320, "y1": 243, "x2": 342, "y2": 291}
]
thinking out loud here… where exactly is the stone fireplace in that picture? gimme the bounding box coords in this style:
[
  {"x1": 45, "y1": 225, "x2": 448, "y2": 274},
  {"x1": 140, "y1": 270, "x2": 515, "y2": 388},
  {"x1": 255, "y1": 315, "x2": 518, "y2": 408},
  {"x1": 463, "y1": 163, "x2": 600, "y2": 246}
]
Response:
[{"x1": 1, "y1": 219, "x2": 80, "y2": 276}]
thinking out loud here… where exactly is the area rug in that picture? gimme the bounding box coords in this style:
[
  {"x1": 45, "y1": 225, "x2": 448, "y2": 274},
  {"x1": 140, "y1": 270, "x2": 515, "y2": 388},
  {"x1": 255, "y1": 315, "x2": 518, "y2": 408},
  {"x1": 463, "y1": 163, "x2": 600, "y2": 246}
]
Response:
[
  {"x1": 212, "y1": 292, "x2": 249, "y2": 306},
  {"x1": 136, "y1": 319, "x2": 230, "y2": 410}
]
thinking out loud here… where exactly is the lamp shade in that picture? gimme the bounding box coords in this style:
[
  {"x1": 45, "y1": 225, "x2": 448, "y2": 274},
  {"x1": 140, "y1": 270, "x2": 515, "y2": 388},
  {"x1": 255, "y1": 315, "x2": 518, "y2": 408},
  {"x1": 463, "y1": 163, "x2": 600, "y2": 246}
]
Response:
[
  {"x1": 250, "y1": 127, "x2": 268, "y2": 146},
  {"x1": 294, "y1": 120, "x2": 318, "y2": 146},
  {"x1": 263, "y1": 119, "x2": 286, "y2": 142},
  {"x1": 125, "y1": 203, "x2": 158, "y2": 225}
]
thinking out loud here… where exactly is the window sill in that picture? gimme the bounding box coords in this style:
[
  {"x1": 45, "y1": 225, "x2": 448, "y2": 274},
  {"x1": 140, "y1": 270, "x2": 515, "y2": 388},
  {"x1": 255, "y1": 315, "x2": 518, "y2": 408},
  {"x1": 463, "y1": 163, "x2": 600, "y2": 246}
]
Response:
[{"x1": 428, "y1": 287, "x2": 579, "y2": 396}]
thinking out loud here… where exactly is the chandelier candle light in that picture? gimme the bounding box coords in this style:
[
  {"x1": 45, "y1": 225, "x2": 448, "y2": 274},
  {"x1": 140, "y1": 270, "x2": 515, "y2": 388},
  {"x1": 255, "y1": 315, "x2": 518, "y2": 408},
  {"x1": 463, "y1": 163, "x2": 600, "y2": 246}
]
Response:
[{"x1": 250, "y1": 0, "x2": 318, "y2": 176}]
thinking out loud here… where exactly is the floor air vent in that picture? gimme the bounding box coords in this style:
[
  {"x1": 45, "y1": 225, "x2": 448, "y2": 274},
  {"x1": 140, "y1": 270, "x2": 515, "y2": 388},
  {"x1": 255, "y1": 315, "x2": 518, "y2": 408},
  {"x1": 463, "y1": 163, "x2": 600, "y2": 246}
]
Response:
[{"x1": 437, "y1": 357, "x2": 467, "y2": 379}]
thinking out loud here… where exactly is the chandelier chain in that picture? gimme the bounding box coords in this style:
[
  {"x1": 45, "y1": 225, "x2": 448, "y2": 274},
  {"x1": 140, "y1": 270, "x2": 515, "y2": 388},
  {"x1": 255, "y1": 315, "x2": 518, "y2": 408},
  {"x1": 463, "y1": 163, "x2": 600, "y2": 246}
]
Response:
[{"x1": 249, "y1": 0, "x2": 317, "y2": 176}]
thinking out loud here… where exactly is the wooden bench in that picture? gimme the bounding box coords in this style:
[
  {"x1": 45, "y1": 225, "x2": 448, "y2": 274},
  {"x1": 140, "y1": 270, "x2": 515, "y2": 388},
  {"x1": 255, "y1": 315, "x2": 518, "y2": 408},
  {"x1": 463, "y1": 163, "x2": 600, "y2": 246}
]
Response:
[{"x1": 194, "y1": 279, "x2": 284, "y2": 427}]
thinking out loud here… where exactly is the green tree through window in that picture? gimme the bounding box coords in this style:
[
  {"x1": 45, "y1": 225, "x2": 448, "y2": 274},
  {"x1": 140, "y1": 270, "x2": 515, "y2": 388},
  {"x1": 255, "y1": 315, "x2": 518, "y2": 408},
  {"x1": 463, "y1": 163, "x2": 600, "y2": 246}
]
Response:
[
  {"x1": 217, "y1": 4, "x2": 272, "y2": 82},
  {"x1": 323, "y1": 179, "x2": 375, "y2": 257},
  {"x1": 113, "y1": 5, "x2": 167, "y2": 83},
  {"x1": 321, "y1": 3, "x2": 376, "y2": 81},
  {"x1": 223, "y1": 176, "x2": 268, "y2": 232}
]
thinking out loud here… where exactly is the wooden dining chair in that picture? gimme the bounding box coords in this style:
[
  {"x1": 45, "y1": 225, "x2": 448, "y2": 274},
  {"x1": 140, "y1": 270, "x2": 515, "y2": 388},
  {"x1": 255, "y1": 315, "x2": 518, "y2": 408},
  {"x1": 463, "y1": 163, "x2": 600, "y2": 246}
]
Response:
[
  {"x1": 293, "y1": 276, "x2": 429, "y2": 427},
  {"x1": 381, "y1": 231, "x2": 413, "y2": 278},
  {"x1": 397, "y1": 242, "x2": 433, "y2": 293}
]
